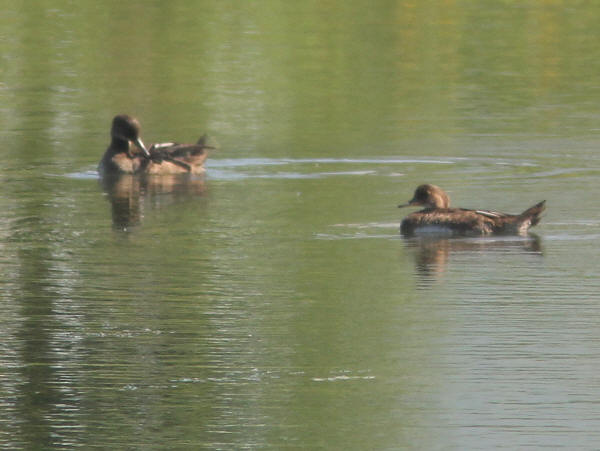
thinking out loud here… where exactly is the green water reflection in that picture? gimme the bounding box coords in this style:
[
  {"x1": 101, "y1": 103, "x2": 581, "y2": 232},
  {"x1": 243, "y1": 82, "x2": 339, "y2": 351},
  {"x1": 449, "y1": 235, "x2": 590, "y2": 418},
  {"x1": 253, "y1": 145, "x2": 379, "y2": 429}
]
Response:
[{"x1": 3, "y1": 1, "x2": 600, "y2": 449}]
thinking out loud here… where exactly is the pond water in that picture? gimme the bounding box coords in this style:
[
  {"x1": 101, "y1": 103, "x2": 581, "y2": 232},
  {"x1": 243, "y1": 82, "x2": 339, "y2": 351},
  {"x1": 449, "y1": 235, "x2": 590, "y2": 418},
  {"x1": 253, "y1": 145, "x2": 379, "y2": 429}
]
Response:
[{"x1": 2, "y1": 1, "x2": 600, "y2": 449}]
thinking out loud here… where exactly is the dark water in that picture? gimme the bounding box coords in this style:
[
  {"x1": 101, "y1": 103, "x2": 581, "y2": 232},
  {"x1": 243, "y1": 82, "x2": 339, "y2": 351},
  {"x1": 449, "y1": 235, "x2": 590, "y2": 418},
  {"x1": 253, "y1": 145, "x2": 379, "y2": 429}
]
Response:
[{"x1": 3, "y1": 1, "x2": 600, "y2": 449}]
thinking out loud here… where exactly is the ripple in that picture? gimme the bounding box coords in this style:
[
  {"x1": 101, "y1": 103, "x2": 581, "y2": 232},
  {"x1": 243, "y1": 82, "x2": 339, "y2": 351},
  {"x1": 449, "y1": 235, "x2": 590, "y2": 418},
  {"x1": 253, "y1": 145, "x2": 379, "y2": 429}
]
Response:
[
  {"x1": 67, "y1": 156, "x2": 455, "y2": 181},
  {"x1": 65, "y1": 170, "x2": 98, "y2": 180},
  {"x1": 311, "y1": 370, "x2": 376, "y2": 382},
  {"x1": 316, "y1": 232, "x2": 399, "y2": 240},
  {"x1": 332, "y1": 222, "x2": 399, "y2": 229},
  {"x1": 543, "y1": 233, "x2": 600, "y2": 241},
  {"x1": 206, "y1": 156, "x2": 455, "y2": 180},
  {"x1": 206, "y1": 157, "x2": 457, "y2": 168}
]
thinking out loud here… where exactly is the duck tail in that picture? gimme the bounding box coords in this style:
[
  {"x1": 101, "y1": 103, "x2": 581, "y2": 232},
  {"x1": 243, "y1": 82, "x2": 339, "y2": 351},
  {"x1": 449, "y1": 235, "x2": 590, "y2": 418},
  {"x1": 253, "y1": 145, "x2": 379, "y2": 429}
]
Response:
[
  {"x1": 519, "y1": 200, "x2": 546, "y2": 227},
  {"x1": 196, "y1": 134, "x2": 219, "y2": 151}
]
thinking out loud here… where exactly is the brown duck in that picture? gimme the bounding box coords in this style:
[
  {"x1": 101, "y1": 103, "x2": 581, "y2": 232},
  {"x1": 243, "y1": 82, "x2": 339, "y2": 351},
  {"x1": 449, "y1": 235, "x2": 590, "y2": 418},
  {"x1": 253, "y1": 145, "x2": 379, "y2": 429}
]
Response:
[
  {"x1": 398, "y1": 184, "x2": 545, "y2": 236},
  {"x1": 98, "y1": 115, "x2": 213, "y2": 176}
]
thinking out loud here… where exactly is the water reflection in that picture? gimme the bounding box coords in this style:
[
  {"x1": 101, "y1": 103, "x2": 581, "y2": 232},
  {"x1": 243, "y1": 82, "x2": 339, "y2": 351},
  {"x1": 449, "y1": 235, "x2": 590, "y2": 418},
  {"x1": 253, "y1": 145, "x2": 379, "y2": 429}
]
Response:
[
  {"x1": 14, "y1": 246, "x2": 63, "y2": 449},
  {"x1": 99, "y1": 174, "x2": 206, "y2": 230},
  {"x1": 404, "y1": 234, "x2": 543, "y2": 287}
]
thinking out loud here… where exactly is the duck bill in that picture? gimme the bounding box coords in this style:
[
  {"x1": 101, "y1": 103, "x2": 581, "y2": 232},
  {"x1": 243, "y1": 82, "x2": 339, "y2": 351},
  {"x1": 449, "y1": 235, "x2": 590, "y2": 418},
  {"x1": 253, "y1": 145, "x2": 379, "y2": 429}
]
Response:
[
  {"x1": 134, "y1": 137, "x2": 151, "y2": 158},
  {"x1": 398, "y1": 199, "x2": 419, "y2": 208}
]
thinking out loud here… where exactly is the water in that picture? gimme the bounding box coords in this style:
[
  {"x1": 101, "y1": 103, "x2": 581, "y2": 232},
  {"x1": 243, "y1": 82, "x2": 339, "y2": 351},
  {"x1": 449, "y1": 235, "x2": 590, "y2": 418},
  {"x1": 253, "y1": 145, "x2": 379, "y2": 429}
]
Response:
[{"x1": 3, "y1": 1, "x2": 600, "y2": 449}]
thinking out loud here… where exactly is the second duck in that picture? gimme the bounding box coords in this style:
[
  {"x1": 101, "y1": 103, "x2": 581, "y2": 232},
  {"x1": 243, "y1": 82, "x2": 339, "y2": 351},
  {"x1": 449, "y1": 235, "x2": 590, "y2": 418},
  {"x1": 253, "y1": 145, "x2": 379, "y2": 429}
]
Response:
[{"x1": 398, "y1": 184, "x2": 545, "y2": 236}]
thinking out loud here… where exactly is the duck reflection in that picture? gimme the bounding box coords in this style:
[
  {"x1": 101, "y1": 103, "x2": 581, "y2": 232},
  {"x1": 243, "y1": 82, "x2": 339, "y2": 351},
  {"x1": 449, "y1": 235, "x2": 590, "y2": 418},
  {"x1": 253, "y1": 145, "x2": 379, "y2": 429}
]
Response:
[
  {"x1": 100, "y1": 173, "x2": 206, "y2": 230},
  {"x1": 403, "y1": 234, "x2": 543, "y2": 286}
]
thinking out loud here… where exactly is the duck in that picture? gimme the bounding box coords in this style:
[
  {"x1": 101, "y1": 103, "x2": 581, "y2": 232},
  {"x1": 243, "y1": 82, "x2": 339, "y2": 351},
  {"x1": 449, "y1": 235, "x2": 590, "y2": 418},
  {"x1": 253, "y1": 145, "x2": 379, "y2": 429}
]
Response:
[
  {"x1": 98, "y1": 114, "x2": 213, "y2": 176},
  {"x1": 398, "y1": 184, "x2": 545, "y2": 236}
]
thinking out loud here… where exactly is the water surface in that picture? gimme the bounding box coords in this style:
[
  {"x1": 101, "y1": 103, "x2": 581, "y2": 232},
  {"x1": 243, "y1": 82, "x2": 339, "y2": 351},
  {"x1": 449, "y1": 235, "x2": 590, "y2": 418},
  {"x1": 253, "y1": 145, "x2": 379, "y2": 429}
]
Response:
[{"x1": 2, "y1": 1, "x2": 600, "y2": 449}]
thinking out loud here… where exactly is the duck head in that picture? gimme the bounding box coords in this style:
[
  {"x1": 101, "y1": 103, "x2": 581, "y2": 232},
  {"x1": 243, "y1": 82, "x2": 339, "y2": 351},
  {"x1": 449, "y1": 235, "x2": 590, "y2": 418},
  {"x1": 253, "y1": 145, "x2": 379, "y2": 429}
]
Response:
[
  {"x1": 398, "y1": 184, "x2": 450, "y2": 209},
  {"x1": 110, "y1": 115, "x2": 150, "y2": 157}
]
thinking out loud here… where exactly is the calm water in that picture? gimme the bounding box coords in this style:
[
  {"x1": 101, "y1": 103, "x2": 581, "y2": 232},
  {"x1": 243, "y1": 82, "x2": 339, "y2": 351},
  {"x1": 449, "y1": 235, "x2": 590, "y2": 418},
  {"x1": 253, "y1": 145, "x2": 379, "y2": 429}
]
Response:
[{"x1": 3, "y1": 1, "x2": 600, "y2": 449}]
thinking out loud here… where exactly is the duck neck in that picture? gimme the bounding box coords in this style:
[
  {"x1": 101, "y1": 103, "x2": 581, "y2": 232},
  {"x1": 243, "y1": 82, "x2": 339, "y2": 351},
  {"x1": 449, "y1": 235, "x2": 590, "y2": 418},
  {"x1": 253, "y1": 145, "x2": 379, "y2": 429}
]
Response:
[
  {"x1": 109, "y1": 136, "x2": 131, "y2": 155},
  {"x1": 430, "y1": 192, "x2": 450, "y2": 209}
]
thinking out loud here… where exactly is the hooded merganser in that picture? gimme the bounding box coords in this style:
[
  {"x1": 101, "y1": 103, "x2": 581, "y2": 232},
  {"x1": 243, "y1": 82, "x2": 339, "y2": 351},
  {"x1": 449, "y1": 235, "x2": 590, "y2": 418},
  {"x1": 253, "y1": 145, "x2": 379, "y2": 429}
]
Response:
[
  {"x1": 98, "y1": 115, "x2": 213, "y2": 176},
  {"x1": 398, "y1": 184, "x2": 545, "y2": 236}
]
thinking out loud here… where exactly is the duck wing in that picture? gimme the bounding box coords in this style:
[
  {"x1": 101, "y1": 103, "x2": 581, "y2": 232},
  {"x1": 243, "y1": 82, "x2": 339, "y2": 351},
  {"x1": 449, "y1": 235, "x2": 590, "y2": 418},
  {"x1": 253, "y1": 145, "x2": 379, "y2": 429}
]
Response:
[
  {"x1": 471, "y1": 209, "x2": 512, "y2": 219},
  {"x1": 149, "y1": 140, "x2": 211, "y2": 167}
]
